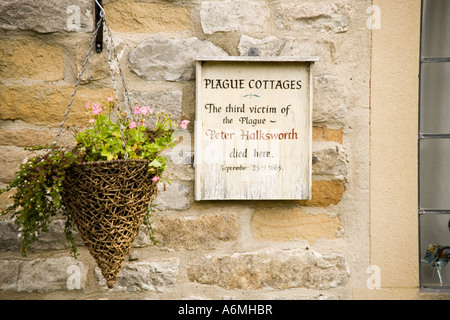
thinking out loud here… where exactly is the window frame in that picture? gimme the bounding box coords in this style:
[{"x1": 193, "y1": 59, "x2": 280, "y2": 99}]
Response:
[{"x1": 418, "y1": 0, "x2": 450, "y2": 292}]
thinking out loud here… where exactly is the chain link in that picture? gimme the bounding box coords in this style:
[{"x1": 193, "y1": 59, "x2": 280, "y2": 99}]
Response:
[
  {"x1": 52, "y1": 16, "x2": 103, "y2": 147},
  {"x1": 52, "y1": 2, "x2": 131, "y2": 159},
  {"x1": 104, "y1": 18, "x2": 131, "y2": 113},
  {"x1": 104, "y1": 20, "x2": 129, "y2": 159}
]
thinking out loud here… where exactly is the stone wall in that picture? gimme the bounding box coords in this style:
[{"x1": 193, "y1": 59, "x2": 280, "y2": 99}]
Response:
[{"x1": 0, "y1": 0, "x2": 371, "y2": 300}]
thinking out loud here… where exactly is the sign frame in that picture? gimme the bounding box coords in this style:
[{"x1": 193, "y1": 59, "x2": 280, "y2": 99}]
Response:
[{"x1": 194, "y1": 56, "x2": 318, "y2": 201}]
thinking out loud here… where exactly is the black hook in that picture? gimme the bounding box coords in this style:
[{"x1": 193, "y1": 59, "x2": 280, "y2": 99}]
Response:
[{"x1": 95, "y1": 0, "x2": 103, "y2": 53}]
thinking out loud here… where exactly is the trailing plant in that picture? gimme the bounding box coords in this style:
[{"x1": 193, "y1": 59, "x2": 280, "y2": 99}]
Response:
[
  {"x1": 0, "y1": 97, "x2": 189, "y2": 257},
  {"x1": 1, "y1": 146, "x2": 77, "y2": 257}
]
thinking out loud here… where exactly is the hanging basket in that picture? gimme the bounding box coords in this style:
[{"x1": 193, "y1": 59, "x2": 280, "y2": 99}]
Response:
[{"x1": 62, "y1": 159, "x2": 157, "y2": 288}]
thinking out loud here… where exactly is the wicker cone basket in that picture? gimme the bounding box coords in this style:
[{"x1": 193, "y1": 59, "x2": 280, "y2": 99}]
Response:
[{"x1": 62, "y1": 159, "x2": 157, "y2": 288}]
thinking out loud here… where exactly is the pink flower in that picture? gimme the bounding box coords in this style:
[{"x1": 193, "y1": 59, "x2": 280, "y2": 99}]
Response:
[
  {"x1": 129, "y1": 121, "x2": 137, "y2": 129},
  {"x1": 139, "y1": 106, "x2": 152, "y2": 115},
  {"x1": 134, "y1": 106, "x2": 140, "y2": 115},
  {"x1": 152, "y1": 176, "x2": 159, "y2": 182},
  {"x1": 89, "y1": 119, "x2": 95, "y2": 125},
  {"x1": 180, "y1": 120, "x2": 190, "y2": 130},
  {"x1": 91, "y1": 104, "x2": 102, "y2": 115},
  {"x1": 84, "y1": 101, "x2": 90, "y2": 110},
  {"x1": 107, "y1": 96, "x2": 114, "y2": 102}
]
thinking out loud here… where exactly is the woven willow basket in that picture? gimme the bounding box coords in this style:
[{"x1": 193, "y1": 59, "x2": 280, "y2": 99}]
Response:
[{"x1": 62, "y1": 159, "x2": 157, "y2": 288}]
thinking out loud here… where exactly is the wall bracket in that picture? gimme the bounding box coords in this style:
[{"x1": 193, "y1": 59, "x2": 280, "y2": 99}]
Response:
[{"x1": 95, "y1": 0, "x2": 103, "y2": 53}]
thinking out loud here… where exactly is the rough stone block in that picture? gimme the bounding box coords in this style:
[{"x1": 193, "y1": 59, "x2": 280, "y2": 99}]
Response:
[
  {"x1": 18, "y1": 257, "x2": 88, "y2": 293},
  {"x1": 104, "y1": 1, "x2": 190, "y2": 33},
  {"x1": 76, "y1": 35, "x2": 126, "y2": 84},
  {"x1": 312, "y1": 141, "x2": 348, "y2": 180},
  {"x1": 127, "y1": 90, "x2": 183, "y2": 126},
  {"x1": 313, "y1": 126, "x2": 343, "y2": 144},
  {"x1": 132, "y1": 225, "x2": 152, "y2": 248},
  {"x1": 162, "y1": 130, "x2": 195, "y2": 168},
  {"x1": 153, "y1": 181, "x2": 190, "y2": 211},
  {"x1": 0, "y1": 146, "x2": 32, "y2": 184},
  {"x1": 0, "y1": 220, "x2": 20, "y2": 252},
  {"x1": 299, "y1": 180, "x2": 346, "y2": 207},
  {"x1": 154, "y1": 214, "x2": 238, "y2": 250},
  {"x1": 251, "y1": 208, "x2": 342, "y2": 243},
  {"x1": 0, "y1": 187, "x2": 14, "y2": 212},
  {"x1": 0, "y1": 260, "x2": 21, "y2": 291},
  {"x1": 0, "y1": 0, "x2": 94, "y2": 33},
  {"x1": 128, "y1": 37, "x2": 227, "y2": 81},
  {"x1": 276, "y1": 1, "x2": 351, "y2": 33},
  {"x1": 238, "y1": 35, "x2": 285, "y2": 57},
  {"x1": 0, "y1": 216, "x2": 84, "y2": 253},
  {"x1": 0, "y1": 257, "x2": 89, "y2": 293},
  {"x1": 32, "y1": 219, "x2": 77, "y2": 251},
  {"x1": 238, "y1": 35, "x2": 336, "y2": 63},
  {"x1": 0, "y1": 39, "x2": 64, "y2": 81},
  {"x1": 0, "y1": 127, "x2": 57, "y2": 148},
  {"x1": 0, "y1": 218, "x2": 81, "y2": 253},
  {"x1": 187, "y1": 248, "x2": 350, "y2": 290},
  {"x1": 239, "y1": 38, "x2": 346, "y2": 124},
  {"x1": 0, "y1": 84, "x2": 113, "y2": 126},
  {"x1": 95, "y1": 258, "x2": 179, "y2": 292},
  {"x1": 313, "y1": 75, "x2": 347, "y2": 125},
  {"x1": 200, "y1": 0, "x2": 270, "y2": 34}
]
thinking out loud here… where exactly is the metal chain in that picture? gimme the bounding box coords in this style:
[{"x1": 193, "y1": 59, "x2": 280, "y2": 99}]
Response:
[
  {"x1": 51, "y1": 15, "x2": 103, "y2": 147},
  {"x1": 52, "y1": 1, "x2": 131, "y2": 160},
  {"x1": 103, "y1": 19, "x2": 129, "y2": 159},
  {"x1": 104, "y1": 18, "x2": 132, "y2": 113}
]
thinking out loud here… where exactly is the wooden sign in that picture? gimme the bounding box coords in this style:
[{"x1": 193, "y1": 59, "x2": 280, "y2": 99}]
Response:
[{"x1": 195, "y1": 57, "x2": 317, "y2": 200}]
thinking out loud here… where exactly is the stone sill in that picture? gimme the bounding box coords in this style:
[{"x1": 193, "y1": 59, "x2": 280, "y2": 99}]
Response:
[{"x1": 196, "y1": 56, "x2": 320, "y2": 62}]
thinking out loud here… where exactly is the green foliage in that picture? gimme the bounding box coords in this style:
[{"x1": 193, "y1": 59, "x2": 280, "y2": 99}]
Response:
[
  {"x1": 0, "y1": 97, "x2": 189, "y2": 257},
  {"x1": 0, "y1": 146, "x2": 78, "y2": 257},
  {"x1": 74, "y1": 100, "x2": 177, "y2": 177}
]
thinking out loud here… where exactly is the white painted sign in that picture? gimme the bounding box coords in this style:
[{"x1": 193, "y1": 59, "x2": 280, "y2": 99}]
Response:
[{"x1": 195, "y1": 57, "x2": 316, "y2": 200}]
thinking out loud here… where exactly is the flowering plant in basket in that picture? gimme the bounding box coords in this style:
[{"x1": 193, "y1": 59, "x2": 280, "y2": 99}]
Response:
[{"x1": 0, "y1": 97, "x2": 189, "y2": 258}]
